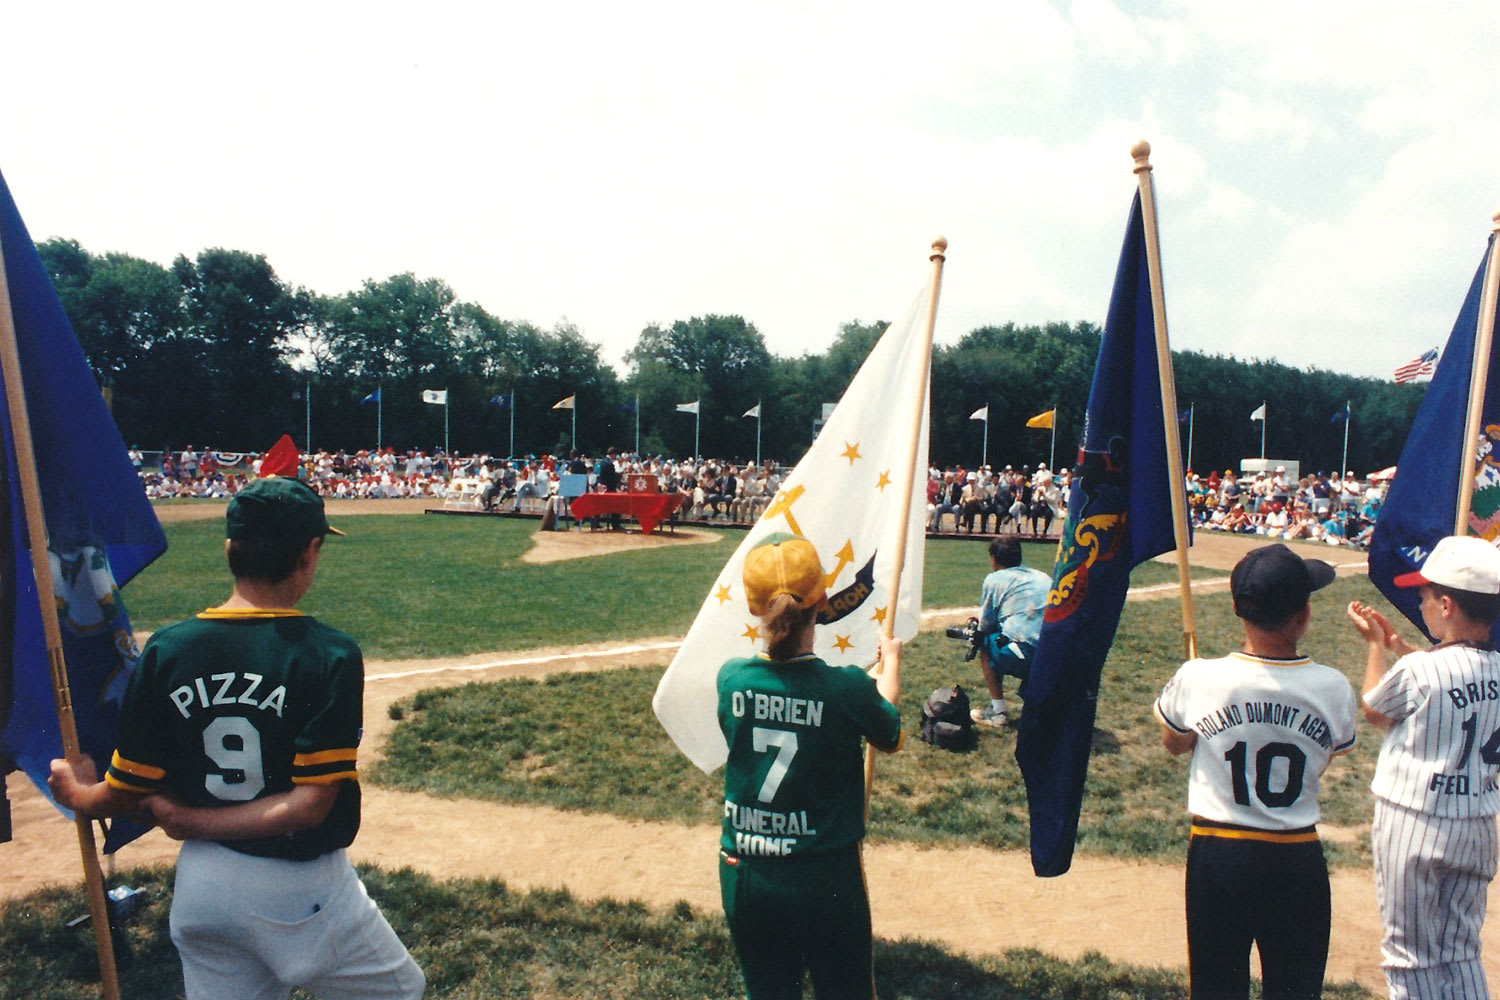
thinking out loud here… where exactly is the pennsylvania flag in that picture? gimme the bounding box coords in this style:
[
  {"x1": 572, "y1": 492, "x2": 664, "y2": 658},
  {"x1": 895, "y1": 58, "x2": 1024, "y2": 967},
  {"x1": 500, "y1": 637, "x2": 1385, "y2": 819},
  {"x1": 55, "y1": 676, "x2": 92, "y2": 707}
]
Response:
[
  {"x1": 1369, "y1": 237, "x2": 1500, "y2": 643},
  {"x1": 653, "y1": 286, "x2": 933, "y2": 772},
  {"x1": 0, "y1": 168, "x2": 167, "y2": 851},
  {"x1": 1015, "y1": 191, "x2": 1179, "y2": 876}
]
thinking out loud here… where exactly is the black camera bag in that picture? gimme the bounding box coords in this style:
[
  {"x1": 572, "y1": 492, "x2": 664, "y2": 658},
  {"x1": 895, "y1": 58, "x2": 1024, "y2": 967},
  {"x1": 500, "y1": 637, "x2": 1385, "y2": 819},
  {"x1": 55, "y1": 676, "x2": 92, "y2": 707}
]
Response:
[{"x1": 919, "y1": 684, "x2": 976, "y2": 752}]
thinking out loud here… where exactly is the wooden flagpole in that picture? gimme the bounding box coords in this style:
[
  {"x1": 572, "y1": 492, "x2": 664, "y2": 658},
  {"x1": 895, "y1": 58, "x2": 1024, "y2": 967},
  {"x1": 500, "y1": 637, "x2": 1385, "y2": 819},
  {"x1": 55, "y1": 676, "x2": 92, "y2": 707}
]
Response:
[
  {"x1": 0, "y1": 223, "x2": 122, "y2": 998},
  {"x1": 1455, "y1": 210, "x2": 1500, "y2": 534},
  {"x1": 1132, "y1": 140, "x2": 1197, "y2": 660},
  {"x1": 864, "y1": 236, "x2": 946, "y2": 813}
]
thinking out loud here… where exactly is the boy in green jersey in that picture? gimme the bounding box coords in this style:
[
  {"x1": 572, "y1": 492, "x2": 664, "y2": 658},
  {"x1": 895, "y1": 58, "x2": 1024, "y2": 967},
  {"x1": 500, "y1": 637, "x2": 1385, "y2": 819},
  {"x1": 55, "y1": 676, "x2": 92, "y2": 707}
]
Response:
[
  {"x1": 50, "y1": 477, "x2": 423, "y2": 1000},
  {"x1": 718, "y1": 533, "x2": 903, "y2": 1000}
]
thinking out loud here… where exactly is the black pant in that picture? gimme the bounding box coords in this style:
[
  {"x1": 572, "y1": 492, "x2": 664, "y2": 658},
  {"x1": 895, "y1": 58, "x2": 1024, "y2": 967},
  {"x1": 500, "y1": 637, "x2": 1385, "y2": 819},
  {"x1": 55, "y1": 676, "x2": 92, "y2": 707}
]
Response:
[{"x1": 1185, "y1": 826, "x2": 1329, "y2": 1000}]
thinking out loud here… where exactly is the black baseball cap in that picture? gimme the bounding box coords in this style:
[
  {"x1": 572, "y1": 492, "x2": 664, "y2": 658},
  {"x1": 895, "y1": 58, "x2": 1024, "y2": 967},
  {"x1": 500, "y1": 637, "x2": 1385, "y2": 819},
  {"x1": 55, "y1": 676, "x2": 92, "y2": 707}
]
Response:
[
  {"x1": 1230, "y1": 544, "x2": 1335, "y2": 624},
  {"x1": 226, "y1": 477, "x2": 345, "y2": 540}
]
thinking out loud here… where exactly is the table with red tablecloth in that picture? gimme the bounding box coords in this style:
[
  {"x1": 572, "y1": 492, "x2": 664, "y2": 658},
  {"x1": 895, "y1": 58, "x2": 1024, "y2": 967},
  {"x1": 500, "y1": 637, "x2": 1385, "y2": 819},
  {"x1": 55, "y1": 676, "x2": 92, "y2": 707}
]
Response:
[{"x1": 568, "y1": 492, "x2": 683, "y2": 535}]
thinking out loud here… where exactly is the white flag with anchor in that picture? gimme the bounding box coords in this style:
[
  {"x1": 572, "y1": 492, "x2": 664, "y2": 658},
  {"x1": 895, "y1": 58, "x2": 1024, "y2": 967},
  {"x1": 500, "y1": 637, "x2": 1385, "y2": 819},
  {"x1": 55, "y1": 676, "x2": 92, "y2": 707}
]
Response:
[{"x1": 653, "y1": 286, "x2": 932, "y2": 772}]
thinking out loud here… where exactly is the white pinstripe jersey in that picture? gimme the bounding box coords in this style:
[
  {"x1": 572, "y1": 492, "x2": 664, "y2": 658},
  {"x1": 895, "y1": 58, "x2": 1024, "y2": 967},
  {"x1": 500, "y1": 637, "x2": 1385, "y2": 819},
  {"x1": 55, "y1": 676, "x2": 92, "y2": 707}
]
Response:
[
  {"x1": 1155, "y1": 652, "x2": 1358, "y2": 830},
  {"x1": 1366, "y1": 641, "x2": 1500, "y2": 818}
]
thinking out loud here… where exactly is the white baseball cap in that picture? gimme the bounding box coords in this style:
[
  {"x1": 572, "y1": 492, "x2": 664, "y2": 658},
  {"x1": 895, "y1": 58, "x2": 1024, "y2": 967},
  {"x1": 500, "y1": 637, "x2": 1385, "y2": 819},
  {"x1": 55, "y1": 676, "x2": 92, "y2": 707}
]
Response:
[{"x1": 1394, "y1": 536, "x2": 1500, "y2": 595}]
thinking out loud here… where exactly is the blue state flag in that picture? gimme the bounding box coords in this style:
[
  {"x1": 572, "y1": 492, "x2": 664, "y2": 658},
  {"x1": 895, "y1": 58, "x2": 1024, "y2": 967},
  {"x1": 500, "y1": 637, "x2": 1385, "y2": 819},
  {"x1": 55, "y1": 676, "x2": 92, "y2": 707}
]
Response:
[
  {"x1": 360, "y1": 388, "x2": 381, "y2": 405},
  {"x1": 488, "y1": 392, "x2": 513, "y2": 408},
  {"x1": 0, "y1": 168, "x2": 167, "y2": 852},
  {"x1": 1368, "y1": 238, "x2": 1500, "y2": 643},
  {"x1": 1329, "y1": 405, "x2": 1350, "y2": 423},
  {"x1": 1015, "y1": 191, "x2": 1180, "y2": 876}
]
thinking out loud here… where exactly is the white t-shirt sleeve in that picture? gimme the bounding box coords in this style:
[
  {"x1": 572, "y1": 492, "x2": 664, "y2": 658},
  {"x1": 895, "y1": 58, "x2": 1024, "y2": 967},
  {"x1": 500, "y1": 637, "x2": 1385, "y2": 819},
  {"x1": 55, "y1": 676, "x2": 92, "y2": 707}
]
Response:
[
  {"x1": 1364, "y1": 656, "x2": 1421, "y2": 724},
  {"x1": 1155, "y1": 665, "x2": 1194, "y2": 734}
]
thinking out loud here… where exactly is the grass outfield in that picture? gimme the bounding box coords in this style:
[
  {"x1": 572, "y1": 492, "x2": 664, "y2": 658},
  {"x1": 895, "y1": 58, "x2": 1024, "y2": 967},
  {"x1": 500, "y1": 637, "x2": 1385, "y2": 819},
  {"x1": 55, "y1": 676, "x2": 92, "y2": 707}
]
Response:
[
  {"x1": 0, "y1": 865, "x2": 1375, "y2": 999},
  {"x1": 373, "y1": 574, "x2": 1387, "y2": 868},
  {"x1": 125, "y1": 517, "x2": 1215, "y2": 660}
]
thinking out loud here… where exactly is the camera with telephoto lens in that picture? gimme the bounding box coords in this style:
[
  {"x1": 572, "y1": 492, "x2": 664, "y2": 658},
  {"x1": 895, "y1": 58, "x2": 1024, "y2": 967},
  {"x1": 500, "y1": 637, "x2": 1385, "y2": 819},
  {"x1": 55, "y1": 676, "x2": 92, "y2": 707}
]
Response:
[{"x1": 945, "y1": 616, "x2": 982, "y2": 661}]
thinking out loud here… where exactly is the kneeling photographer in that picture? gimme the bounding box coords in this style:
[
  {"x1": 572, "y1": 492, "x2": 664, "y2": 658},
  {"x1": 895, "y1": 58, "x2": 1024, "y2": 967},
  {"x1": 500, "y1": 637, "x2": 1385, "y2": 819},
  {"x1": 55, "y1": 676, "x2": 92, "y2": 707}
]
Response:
[{"x1": 966, "y1": 537, "x2": 1050, "y2": 729}]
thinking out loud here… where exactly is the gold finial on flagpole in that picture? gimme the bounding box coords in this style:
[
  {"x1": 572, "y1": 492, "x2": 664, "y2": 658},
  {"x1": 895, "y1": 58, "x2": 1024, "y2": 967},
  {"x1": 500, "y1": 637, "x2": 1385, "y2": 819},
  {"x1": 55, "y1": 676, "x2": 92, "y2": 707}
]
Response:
[
  {"x1": 1132, "y1": 140, "x2": 1152, "y2": 174},
  {"x1": 931, "y1": 236, "x2": 948, "y2": 261}
]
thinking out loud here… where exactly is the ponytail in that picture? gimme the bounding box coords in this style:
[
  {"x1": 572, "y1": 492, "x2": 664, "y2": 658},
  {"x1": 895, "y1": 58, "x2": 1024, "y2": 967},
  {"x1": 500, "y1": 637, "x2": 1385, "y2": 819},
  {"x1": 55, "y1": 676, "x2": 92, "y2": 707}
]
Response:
[{"x1": 761, "y1": 592, "x2": 818, "y2": 661}]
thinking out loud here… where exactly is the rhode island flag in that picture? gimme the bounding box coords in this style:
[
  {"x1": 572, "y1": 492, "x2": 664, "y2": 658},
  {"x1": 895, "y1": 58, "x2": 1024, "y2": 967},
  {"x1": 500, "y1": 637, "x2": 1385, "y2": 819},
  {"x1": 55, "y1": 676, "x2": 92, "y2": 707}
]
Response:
[{"x1": 654, "y1": 286, "x2": 933, "y2": 773}]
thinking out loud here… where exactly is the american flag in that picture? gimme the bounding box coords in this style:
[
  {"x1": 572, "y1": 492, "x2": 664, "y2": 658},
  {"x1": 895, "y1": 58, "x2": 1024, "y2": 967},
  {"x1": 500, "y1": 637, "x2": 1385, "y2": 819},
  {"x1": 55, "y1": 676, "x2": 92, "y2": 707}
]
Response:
[{"x1": 1393, "y1": 348, "x2": 1438, "y2": 384}]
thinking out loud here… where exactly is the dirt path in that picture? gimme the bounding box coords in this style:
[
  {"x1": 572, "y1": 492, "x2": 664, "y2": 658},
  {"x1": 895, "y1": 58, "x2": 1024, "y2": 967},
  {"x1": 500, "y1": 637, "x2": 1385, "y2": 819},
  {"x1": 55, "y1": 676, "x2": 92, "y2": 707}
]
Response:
[{"x1": 0, "y1": 526, "x2": 1458, "y2": 992}]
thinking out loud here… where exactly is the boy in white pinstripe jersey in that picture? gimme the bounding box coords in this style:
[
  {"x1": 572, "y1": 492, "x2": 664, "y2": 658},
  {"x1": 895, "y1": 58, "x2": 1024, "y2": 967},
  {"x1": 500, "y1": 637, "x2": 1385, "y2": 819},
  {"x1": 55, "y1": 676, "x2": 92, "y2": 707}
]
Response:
[{"x1": 1350, "y1": 535, "x2": 1500, "y2": 1000}]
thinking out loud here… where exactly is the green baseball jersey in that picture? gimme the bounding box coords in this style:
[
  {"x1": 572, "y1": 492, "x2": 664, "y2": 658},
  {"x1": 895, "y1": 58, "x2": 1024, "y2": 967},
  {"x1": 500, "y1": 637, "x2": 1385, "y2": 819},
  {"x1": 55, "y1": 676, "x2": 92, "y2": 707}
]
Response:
[
  {"x1": 717, "y1": 654, "x2": 902, "y2": 858},
  {"x1": 105, "y1": 608, "x2": 363, "y2": 861}
]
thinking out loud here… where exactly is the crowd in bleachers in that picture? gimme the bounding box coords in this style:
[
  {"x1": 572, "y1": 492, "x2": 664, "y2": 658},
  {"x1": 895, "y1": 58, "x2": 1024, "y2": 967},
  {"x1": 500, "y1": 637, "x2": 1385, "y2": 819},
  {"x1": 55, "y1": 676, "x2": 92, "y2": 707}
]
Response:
[
  {"x1": 134, "y1": 445, "x2": 1388, "y2": 546},
  {"x1": 1189, "y1": 467, "x2": 1385, "y2": 548}
]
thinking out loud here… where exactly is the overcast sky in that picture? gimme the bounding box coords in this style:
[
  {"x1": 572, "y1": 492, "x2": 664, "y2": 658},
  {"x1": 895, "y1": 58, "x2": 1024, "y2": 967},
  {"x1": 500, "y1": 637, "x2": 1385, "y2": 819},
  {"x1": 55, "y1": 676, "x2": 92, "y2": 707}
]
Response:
[{"x1": 3, "y1": 2, "x2": 1498, "y2": 381}]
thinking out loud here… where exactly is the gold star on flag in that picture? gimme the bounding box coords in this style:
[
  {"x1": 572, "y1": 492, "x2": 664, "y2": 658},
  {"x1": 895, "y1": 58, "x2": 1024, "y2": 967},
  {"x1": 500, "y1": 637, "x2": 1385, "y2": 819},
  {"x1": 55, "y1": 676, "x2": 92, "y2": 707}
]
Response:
[
  {"x1": 870, "y1": 606, "x2": 888, "y2": 625},
  {"x1": 833, "y1": 634, "x2": 854, "y2": 653},
  {"x1": 742, "y1": 624, "x2": 761, "y2": 641},
  {"x1": 840, "y1": 441, "x2": 862, "y2": 466},
  {"x1": 714, "y1": 584, "x2": 732, "y2": 605},
  {"x1": 875, "y1": 470, "x2": 891, "y2": 492}
]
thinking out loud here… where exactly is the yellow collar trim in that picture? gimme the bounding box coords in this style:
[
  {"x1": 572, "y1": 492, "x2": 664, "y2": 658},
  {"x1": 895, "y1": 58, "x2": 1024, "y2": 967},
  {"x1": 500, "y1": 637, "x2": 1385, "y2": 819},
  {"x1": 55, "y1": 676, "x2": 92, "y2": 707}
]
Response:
[
  {"x1": 1229, "y1": 651, "x2": 1310, "y2": 667},
  {"x1": 197, "y1": 608, "x2": 306, "y2": 620}
]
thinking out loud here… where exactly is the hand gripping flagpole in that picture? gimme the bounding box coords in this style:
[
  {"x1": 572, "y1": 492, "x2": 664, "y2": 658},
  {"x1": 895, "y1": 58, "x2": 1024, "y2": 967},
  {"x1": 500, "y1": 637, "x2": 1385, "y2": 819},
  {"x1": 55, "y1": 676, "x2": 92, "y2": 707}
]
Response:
[
  {"x1": 864, "y1": 236, "x2": 946, "y2": 815},
  {"x1": 0, "y1": 225, "x2": 122, "y2": 998},
  {"x1": 1132, "y1": 141, "x2": 1197, "y2": 660},
  {"x1": 1455, "y1": 210, "x2": 1500, "y2": 534}
]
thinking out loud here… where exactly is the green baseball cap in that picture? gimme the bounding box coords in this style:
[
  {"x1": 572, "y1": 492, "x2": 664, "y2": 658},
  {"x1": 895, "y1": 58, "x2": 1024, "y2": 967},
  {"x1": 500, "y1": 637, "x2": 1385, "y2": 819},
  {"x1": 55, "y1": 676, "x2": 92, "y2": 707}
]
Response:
[{"x1": 226, "y1": 477, "x2": 345, "y2": 540}]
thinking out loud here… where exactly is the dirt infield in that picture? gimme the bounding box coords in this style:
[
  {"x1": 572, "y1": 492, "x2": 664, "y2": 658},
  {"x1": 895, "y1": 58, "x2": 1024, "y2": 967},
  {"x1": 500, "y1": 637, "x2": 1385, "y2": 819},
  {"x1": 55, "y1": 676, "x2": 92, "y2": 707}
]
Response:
[{"x1": 0, "y1": 521, "x2": 1470, "y2": 992}]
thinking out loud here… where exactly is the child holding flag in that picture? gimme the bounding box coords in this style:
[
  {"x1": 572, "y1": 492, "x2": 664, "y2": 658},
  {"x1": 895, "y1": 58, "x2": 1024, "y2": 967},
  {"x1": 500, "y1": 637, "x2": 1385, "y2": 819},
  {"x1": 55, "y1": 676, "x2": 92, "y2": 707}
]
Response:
[{"x1": 717, "y1": 533, "x2": 903, "y2": 1000}]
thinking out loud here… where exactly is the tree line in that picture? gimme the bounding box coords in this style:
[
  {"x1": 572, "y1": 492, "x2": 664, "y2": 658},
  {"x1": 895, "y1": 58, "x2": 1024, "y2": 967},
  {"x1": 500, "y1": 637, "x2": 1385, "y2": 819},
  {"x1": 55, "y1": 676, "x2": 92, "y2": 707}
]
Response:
[{"x1": 40, "y1": 238, "x2": 1426, "y2": 475}]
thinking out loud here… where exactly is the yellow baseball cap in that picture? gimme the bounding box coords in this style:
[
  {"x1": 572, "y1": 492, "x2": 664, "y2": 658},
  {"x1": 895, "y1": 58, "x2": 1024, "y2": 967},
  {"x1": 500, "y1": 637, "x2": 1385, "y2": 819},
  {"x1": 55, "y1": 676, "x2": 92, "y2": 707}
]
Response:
[{"x1": 743, "y1": 533, "x2": 826, "y2": 616}]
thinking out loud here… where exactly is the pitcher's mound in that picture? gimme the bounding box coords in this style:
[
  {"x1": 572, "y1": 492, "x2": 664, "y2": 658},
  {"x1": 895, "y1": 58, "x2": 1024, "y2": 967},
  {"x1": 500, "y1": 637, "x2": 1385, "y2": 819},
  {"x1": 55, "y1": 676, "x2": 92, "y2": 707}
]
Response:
[{"x1": 523, "y1": 526, "x2": 722, "y2": 564}]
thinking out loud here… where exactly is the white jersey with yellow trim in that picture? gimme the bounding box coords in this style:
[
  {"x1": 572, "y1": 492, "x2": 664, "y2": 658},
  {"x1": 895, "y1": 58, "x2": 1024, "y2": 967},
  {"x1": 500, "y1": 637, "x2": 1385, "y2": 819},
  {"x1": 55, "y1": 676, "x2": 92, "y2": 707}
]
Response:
[
  {"x1": 1155, "y1": 651, "x2": 1358, "y2": 830},
  {"x1": 1366, "y1": 641, "x2": 1500, "y2": 818}
]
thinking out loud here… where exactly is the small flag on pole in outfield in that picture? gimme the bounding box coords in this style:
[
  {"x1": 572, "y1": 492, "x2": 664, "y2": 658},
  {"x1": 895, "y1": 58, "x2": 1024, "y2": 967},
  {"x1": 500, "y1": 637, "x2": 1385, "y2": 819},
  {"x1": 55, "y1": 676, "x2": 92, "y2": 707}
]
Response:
[
  {"x1": 742, "y1": 403, "x2": 760, "y2": 418},
  {"x1": 360, "y1": 388, "x2": 381, "y2": 405},
  {"x1": 422, "y1": 389, "x2": 448, "y2": 405},
  {"x1": 676, "y1": 400, "x2": 700, "y2": 415},
  {"x1": 1329, "y1": 404, "x2": 1350, "y2": 423},
  {"x1": 489, "y1": 393, "x2": 512, "y2": 408},
  {"x1": 0, "y1": 167, "x2": 168, "y2": 852},
  {"x1": 1386, "y1": 350, "x2": 1434, "y2": 386},
  {"x1": 1369, "y1": 246, "x2": 1500, "y2": 644},
  {"x1": 553, "y1": 394, "x2": 576, "y2": 410},
  {"x1": 620, "y1": 399, "x2": 638, "y2": 413},
  {"x1": 970, "y1": 404, "x2": 988, "y2": 421},
  {"x1": 1025, "y1": 408, "x2": 1054, "y2": 429},
  {"x1": 1249, "y1": 402, "x2": 1266, "y2": 421},
  {"x1": 1393, "y1": 347, "x2": 1439, "y2": 384},
  {"x1": 654, "y1": 287, "x2": 933, "y2": 773}
]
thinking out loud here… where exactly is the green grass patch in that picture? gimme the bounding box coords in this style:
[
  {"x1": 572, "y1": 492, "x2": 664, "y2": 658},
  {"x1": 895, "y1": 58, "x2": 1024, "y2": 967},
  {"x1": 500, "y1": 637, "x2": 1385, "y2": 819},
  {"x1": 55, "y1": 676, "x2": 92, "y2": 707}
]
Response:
[
  {"x1": 0, "y1": 865, "x2": 1375, "y2": 999},
  {"x1": 376, "y1": 574, "x2": 1386, "y2": 867},
  {"x1": 125, "y1": 518, "x2": 1221, "y2": 660}
]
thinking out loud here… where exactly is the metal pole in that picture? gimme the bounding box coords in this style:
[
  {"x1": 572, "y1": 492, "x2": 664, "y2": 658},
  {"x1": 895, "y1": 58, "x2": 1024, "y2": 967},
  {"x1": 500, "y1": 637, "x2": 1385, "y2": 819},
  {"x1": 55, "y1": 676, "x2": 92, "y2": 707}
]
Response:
[
  {"x1": 305, "y1": 381, "x2": 311, "y2": 453},
  {"x1": 635, "y1": 393, "x2": 640, "y2": 457},
  {"x1": 1340, "y1": 400, "x2": 1350, "y2": 482},
  {"x1": 755, "y1": 402, "x2": 762, "y2": 467},
  {"x1": 981, "y1": 407, "x2": 988, "y2": 468},
  {"x1": 509, "y1": 388, "x2": 515, "y2": 460},
  {"x1": 1259, "y1": 400, "x2": 1266, "y2": 462},
  {"x1": 1049, "y1": 404, "x2": 1056, "y2": 470},
  {"x1": 1186, "y1": 402, "x2": 1194, "y2": 474}
]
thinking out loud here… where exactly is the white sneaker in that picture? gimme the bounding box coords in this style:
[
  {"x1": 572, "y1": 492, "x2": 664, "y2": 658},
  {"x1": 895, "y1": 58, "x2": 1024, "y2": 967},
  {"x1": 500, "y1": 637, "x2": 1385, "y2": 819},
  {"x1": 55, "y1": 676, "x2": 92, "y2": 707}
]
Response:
[{"x1": 970, "y1": 704, "x2": 1007, "y2": 729}]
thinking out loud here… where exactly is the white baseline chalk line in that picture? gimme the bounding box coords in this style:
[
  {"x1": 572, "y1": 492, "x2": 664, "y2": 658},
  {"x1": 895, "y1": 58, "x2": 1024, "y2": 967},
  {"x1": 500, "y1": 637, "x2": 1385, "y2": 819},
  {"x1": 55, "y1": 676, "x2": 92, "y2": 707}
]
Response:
[{"x1": 367, "y1": 562, "x2": 1370, "y2": 683}]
